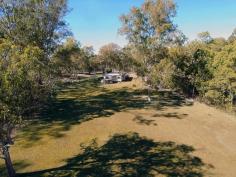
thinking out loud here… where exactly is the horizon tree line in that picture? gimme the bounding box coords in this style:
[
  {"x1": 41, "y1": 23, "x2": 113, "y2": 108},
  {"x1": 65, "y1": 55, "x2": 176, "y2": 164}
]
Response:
[{"x1": 0, "y1": 0, "x2": 235, "y2": 176}]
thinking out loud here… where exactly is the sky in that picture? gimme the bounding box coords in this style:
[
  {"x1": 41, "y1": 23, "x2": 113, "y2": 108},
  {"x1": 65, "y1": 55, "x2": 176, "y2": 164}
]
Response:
[{"x1": 65, "y1": 0, "x2": 236, "y2": 52}]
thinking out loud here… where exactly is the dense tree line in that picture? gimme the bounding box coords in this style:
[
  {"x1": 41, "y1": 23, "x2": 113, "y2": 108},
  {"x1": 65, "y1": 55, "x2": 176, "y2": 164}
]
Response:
[
  {"x1": 53, "y1": 39, "x2": 135, "y2": 75},
  {"x1": 120, "y1": 0, "x2": 236, "y2": 108},
  {"x1": 156, "y1": 31, "x2": 236, "y2": 107}
]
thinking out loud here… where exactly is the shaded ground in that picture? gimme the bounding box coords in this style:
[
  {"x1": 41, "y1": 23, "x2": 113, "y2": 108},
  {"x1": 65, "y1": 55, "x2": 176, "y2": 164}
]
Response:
[
  {"x1": 20, "y1": 133, "x2": 206, "y2": 177},
  {"x1": 17, "y1": 78, "x2": 187, "y2": 148},
  {"x1": 0, "y1": 77, "x2": 236, "y2": 177}
]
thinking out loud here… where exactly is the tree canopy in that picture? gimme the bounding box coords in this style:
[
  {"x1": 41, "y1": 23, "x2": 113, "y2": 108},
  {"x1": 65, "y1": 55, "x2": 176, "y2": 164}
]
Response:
[
  {"x1": 0, "y1": 1, "x2": 69, "y2": 176},
  {"x1": 0, "y1": 0, "x2": 69, "y2": 56},
  {"x1": 120, "y1": 0, "x2": 185, "y2": 86}
]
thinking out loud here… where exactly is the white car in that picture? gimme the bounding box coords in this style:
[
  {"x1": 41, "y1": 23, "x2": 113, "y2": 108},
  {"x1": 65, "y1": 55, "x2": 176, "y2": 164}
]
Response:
[{"x1": 102, "y1": 73, "x2": 122, "y2": 83}]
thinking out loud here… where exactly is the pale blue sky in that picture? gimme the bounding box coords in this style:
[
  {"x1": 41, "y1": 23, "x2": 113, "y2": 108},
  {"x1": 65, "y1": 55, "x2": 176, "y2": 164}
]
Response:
[{"x1": 65, "y1": 0, "x2": 236, "y2": 51}]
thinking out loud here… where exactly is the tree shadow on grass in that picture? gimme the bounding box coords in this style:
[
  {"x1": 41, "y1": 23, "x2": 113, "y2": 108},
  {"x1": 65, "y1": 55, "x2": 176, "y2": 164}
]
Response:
[
  {"x1": 152, "y1": 91, "x2": 193, "y2": 109},
  {"x1": 19, "y1": 133, "x2": 211, "y2": 177},
  {"x1": 133, "y1": 115, "x2": 158, "y2": 126},
  {"x1": 152, "y1": 113, "x2": 189, "y2": 120},
  {"x1": 18, "y1": 79, "x2": 190, "y2": 147},
  {"x1": 0, "y1": 160, "x2": 31, "y2": 177}
]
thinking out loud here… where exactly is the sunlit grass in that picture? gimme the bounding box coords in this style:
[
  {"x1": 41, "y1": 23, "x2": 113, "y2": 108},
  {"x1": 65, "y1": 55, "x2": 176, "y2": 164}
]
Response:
[{"x1": 0, "y1": 77, "x2": 235, "y2": 176}]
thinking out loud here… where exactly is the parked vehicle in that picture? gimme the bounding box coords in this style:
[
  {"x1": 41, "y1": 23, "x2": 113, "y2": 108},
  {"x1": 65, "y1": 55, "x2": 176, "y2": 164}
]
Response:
[
  {"x1": 122, "y1": 73, "x2": 133, "y2": 82},
  {"x1": 101, "y1": 73, "x2": 122, "y2": 84}
]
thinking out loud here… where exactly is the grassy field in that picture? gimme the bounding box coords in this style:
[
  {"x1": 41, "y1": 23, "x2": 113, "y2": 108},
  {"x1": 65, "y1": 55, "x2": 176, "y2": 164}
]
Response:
[{"x1": 1, "y1": 78, "x2": 236, "y2": 177}]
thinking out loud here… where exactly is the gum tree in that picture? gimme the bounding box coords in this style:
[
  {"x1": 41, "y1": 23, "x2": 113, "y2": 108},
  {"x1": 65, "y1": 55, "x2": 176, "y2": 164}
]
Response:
[
  {"x1": 0, "y1": 41, "x2": 49, "y2": 177},
  {"x1": 0, "y1": 0, "x2": 69, "y2": 176},
  {"x1": 119, "y1": 0, "x2": 185, "y2": 100},
  {"x1": 0, "y1": 0, "x2": 69, "y2": 56}
]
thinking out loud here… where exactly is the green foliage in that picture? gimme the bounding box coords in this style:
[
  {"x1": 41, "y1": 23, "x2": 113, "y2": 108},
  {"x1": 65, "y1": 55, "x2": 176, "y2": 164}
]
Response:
[
  {"x1": 97, "y1": 44, "x2": 136, "y2": 73},
  {"x1": 150, "y1": 58, "x2": 176, "y2": 89},
  {"x1": 205, "y1": 41, "x2": 236, "y2": 105},
  {"x1": 0, "y1": 39, "x2": 51, "y2": 115},
  {"x1": 165, "y1": 32, "x2": 236, "y2": 107},
  {"x1": 120, "y1": 0, "x2": 185, "y2": 88},
  {"x1": 228, "y1": 28, "x2": 236, "y2": 43},
  {"x1": 98, "y1": 43, "x2": 122, "y2": 72},
  {"x1": 163, "y1": 45, "x2": 211, "y2": 96},
  {"x1": 120, "y1": 0, "x2": 177, "y2": 46},
  {"x1": 79, "y1": 46, "x2": 96, "y2": 73},
  {"x1": 118, "y1": 46, "x2": 136, "y2": 72},
  {"x1": 0, "y1": 39, "x2": 53, "y2": 148},
  {"x1": 53, "y1": 37, "x2": 99, "y2": 75},
  {"x1": 0, "y1": 1, "x2": 69, "y2": 175},
  {"x1": 198, "y1": 31, "x2": 213, "y2": 44},
  {"x1": 0, "y1": 103, "x2": 22, "y2": 145},
  {"x1": 52, "y1": 37, "x2": 81, "y2": 74},
  {"x1": 119, "y1": 0, "x2": 235, "y2": 109},
  {"x1": 0, "y1": 0, "x2": 69, "y2": 55}
]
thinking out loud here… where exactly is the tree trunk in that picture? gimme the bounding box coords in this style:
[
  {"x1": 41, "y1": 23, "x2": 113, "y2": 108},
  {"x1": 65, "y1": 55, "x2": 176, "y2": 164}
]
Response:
[
  {"x1": 147, "y1": 85, "x2": 151, "y2": 102},
  {"x1": 192, "y1": 87, "x2": 195, "y2": 98},
  {"x1": 230, "y1": 91, "x2": 234, "y2": 109},
  {"x1": 2, "y1": 146, "x2": 16, "y2": 177}
]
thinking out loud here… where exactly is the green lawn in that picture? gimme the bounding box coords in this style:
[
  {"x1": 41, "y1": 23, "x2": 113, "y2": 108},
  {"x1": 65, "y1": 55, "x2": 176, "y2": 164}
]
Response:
[{"x1": 2, "y1": 78, "x2": 235, "y2": 177}]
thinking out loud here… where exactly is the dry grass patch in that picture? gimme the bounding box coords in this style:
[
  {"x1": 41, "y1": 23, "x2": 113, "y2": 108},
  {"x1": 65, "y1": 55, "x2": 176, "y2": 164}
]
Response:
[{"x1": 0, "y1": 77, "x2": 235, "y2": 177}]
